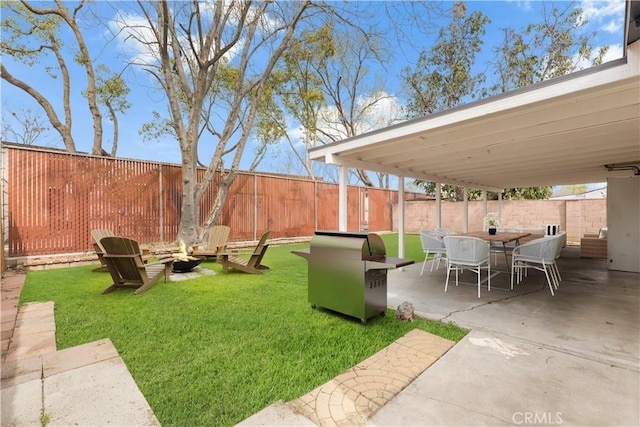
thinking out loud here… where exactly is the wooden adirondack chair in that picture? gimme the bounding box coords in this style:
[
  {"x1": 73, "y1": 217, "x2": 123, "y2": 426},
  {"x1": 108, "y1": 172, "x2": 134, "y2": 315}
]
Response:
[
  {"x1": 92, "y1": 229, "x2": 152, "y2": 272},
  {"x1": 192, "y1": 225, "x2": 231, "y2": 259},
  {"x1": 100, "y1": 237, "x2": 174, "y2": 295},
  {"x1": 91, "y1": 229, "x2": 115, "y2": 272},
  {"x1": 217, "y1": 230, "x2": 271, "y2": 274}
]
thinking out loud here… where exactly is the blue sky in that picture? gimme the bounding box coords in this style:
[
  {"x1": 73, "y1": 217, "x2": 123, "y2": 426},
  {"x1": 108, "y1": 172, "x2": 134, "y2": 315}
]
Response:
[{"x1": 1, "y1": 0, "x2": 627, "y2": 176}]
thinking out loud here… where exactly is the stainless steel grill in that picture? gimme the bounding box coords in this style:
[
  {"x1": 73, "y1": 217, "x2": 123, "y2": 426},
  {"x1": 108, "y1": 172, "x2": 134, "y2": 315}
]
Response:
[{"x1": 293, "y1": 231, "x2": 414, "y2": 323}]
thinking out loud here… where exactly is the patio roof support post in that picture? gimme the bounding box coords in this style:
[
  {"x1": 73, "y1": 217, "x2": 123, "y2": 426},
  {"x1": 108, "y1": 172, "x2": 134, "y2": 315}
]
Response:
[
  {"x1": 482, "y1": 191, "x2": 488, "y2": 219},
  {"x1": 339, "y1": 166, "x2": 347, "y2": 231},
  {"x1": 398, "y1": 176, "x2": 405, "y2": 259},
  {"x1": 498, "y1": 192, "x2": 503, "y2": 225},
  {"x1": 436, "y1": 183, "x2": 442, "y2": 229},
  {"x1": 463, "y1": 187, "x2": 469, "y2": 233}
]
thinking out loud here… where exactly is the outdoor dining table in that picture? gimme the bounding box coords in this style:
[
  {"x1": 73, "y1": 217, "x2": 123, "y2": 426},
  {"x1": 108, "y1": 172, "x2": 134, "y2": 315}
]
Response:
[{"x1": 457, "y1": 231, "x2": 532, "y2": 283}]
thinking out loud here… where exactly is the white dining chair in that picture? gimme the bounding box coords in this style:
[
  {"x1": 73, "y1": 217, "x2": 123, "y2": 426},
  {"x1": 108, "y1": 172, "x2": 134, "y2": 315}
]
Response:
[
  {"x1": 551, "y1": 232, "x2": 566, "y2": 284},
  {"x1": 435, "y1": 228, "x2": 456, "y2": 239},
  {"x1": 443, "y1": 236, "x2": 491, "y2": 298},
  {"x1": 511, "y1": 234, "x2": 564, "y2": 296},
  {"x1": 420, "y1": 230, "x2": 447, "y2": 274}
]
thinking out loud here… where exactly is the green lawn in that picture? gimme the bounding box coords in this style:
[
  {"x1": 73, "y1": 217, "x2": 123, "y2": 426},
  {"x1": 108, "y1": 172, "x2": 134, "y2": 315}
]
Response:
[{"x1": 20, "y1": 233, "x2": 466, "y2": 426}]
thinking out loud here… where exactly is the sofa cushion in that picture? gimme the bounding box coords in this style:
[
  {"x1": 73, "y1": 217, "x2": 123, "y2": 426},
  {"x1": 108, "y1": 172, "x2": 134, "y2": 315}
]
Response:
[{"x1": 598, "y1": 227, "x2": 608, "y2": 239}]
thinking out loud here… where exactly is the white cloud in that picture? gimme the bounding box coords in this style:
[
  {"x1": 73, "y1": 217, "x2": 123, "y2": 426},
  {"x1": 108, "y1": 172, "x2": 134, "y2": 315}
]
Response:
[
  {"x1": 108, "y1": 7, "x2": 242, "y2": 69},
  {"x1": 505, "y1": 0, "x2": 534, "y2": 12},
  {"x1": 602, "y1": 43, "x2": 624, "y2": 61},
  {"x1": 602, "y1": 19, "x2": 621, "y2": 34},
  {"x1": 108, "y1": 11, "x2": 160, "y2": 66},
  {"x1": 316, "y1": 92, "x2": 404, "y2": 144},
  {"x1": 574, "y1": 43, "x2": 623, "y2": 69},
  {"x1": 580, "y1": 0, "x2": 626, "y2": 34},
  {"x1": 286, "y1": 121, "x2": 306, "y2": 147}
]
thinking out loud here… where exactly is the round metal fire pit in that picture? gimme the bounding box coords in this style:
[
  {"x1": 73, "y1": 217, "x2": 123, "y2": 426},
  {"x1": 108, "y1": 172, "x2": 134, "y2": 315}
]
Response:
[{"x1": 172, "y1": 257, "x2": 204, "y2": 273}]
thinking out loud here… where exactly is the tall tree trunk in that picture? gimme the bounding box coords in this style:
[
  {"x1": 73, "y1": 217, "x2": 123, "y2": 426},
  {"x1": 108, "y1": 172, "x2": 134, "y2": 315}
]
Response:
[
  {"x1": 198, "y1": 171, "x2": 237, "y2": 242},
  {"x1": 357, "y1": 169, "x2": 374, "y2": 187},
  {"x1": 108, "y1": 104, "x2": 118, "y2": 157},
  {"x1": 179, "y1": 155, "x2": 200, "y2": 246}
]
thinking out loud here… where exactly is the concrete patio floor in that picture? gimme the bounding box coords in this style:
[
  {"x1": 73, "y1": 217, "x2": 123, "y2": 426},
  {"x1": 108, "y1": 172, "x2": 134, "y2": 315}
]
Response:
[
  {"x1": 387, "y1": 246, "x2": 639, "y2": 368},
  {"x1": 368, "y1": 245, "x2": 640, "y2": 426}
]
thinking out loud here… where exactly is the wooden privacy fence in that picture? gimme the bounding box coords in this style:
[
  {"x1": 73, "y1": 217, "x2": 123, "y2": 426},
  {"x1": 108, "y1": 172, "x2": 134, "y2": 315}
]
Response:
[{"x1": 2, "y1": 144, "x2": 417, "y2": 257}]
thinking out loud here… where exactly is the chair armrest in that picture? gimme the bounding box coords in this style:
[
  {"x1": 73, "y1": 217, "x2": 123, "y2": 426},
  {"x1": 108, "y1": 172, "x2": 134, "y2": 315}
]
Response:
[
  {"x1": 141, "y1": 254, "x2": 155, "y2": 262},
  {"x1": 146, "y1": 257, "x2": 175, "y2": 267},
  {"x1": 219, "y1": 249, "x2": 253, "y2": 256}
]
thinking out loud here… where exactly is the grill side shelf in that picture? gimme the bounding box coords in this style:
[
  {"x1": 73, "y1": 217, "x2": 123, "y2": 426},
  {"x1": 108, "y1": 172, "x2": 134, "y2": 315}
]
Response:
[
  {"x1": 291, "y1": 249, "x2": 311, "y2": 260},
  {"x1": 364, "y1": 256, "x2": 414, "y2": 269}
]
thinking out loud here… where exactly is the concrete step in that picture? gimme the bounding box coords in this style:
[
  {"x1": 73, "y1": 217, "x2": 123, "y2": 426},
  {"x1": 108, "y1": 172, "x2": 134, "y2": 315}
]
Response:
[
  {"x1": 1, "y1": 272, "x2": 26, "y2": 358},
  {"x1": 3, "y1": 302, "x2": 56, "y2": 363},
  {"x1": 1, "y1": 338, "x2": 160, "y2": 426}
]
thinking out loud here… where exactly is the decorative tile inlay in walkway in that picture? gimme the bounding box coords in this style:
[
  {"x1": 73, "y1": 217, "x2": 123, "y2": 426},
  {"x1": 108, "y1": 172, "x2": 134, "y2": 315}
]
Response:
[{"x1": 290, "y1": 329, "x2": 455, "y2": 426}]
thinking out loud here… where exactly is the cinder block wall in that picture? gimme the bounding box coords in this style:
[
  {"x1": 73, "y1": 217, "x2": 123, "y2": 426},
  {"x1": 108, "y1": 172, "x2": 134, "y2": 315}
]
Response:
[{"x1": 395, "y1": 199, "x2": 607, "y2": 245}]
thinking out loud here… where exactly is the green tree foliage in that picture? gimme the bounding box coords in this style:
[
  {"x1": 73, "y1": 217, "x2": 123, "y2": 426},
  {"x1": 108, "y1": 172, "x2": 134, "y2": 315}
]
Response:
[
  {"x1": 0, "y1": 0, "x2": 128, "y2": 156},
  {"x1": 279, "y1": 13, "x2": 400, "y2": 188},
  {"x1": 556, "y1": 184, "x2": 588, "y2": 197},
  {"x1": 502, "y1": 187, "x2": 553, "y2": 200},
  {"x1": 278, "y1": 24, "x2": 334, "y2": 178},
  {"x1": 414, "y1": 182, "x2": 552, "y2": 201},
  {"x1": 490, "y1": 1, "x2": 609, "y2": 93},
  {"x1": 402, "y1": 1, "x2": 489, "y2": 117},
  {"x1": 89, "y1": 65, "x2": 131, "y2": 156}
]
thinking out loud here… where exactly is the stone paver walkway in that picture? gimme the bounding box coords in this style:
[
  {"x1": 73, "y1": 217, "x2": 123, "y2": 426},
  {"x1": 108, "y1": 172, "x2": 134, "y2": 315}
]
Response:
[
  {"x1": 1, "y1": 272, "x2": 24, "y2": 359},
  {"x1": 3, "y1": 301, "x2": 56, "y2": 363},
  {"x1": 0, "y1": 271, "x2": 159, "y2": 427},
  {"x1": 288, "y1": 329, "x2": 455, "y2": 426}
]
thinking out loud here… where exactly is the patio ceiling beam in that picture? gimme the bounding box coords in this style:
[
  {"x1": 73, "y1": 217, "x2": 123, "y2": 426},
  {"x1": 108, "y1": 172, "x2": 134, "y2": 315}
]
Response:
[
  {"x1": 343, "y1": 85, "x2": 638, "y2": 166},
  {"x1": 427, "y1": 139, "x2": 636, "y2": 173},
  {"x1": 339, "y1": 97, "x2": 637, "y2": 173},
  {"x1": 323, "y1": 153, "x2": 504, "y2": 192}
]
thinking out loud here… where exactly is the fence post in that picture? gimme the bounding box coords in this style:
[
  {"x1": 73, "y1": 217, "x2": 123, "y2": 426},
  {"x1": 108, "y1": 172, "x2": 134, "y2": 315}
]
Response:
[
  {"x1": 339, "y1": 166, "x2": 347, "y2": 231},
  {"x1": 0, "y1": 144, "x2": 5, "y2": 273},
  {"x1": 314, "y1": 180, "x2": 318, "y2": 231},
  {"x1": 159, "y1": 164, "x2": 164, "y2": 242},
  {"x1": 358, "y1": 187, "x2": 362, "y2": 231},
  {"x1": 254, "y1": 174, "x2": 258, "y2": 241}
]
